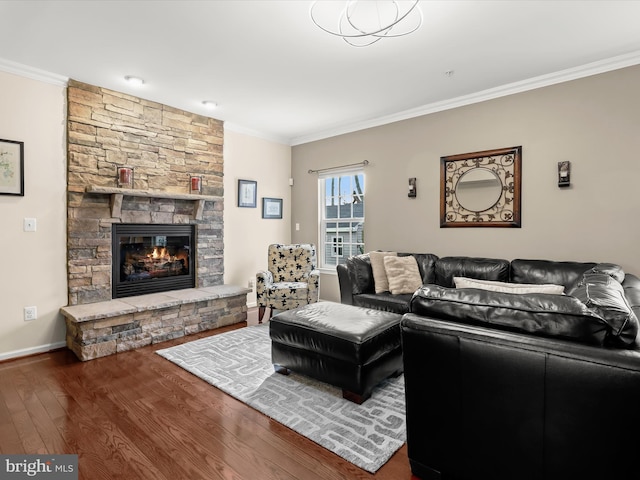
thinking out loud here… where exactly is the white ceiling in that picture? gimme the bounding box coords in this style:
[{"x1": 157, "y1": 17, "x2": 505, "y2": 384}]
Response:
[{"x1": 1, "y1": 0, "x2": 640, "y2": 145}]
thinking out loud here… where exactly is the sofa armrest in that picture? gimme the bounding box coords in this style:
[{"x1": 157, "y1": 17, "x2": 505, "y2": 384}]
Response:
[
  {"x1": 336, "y1": 264, "x2": 354, "y2": 305},
  {"x1": 401, "y1": 313, "x2": 640, "y2": 480}
]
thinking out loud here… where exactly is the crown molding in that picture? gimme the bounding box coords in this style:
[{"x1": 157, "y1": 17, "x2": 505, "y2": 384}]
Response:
[
  {"x1": 290, "y1": 50, "x2": 640, "y2": 146},
  {"x1": 0, "y1": 57, "x2": 68, "y2": 86},
  {"x1": 3, "y1": 50, "x2": 640, "y2": 147}
]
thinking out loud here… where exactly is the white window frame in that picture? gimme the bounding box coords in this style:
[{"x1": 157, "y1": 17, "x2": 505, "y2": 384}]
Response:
[{"x1": 318, "y1": 167, "x2": 365, "y2": 271}]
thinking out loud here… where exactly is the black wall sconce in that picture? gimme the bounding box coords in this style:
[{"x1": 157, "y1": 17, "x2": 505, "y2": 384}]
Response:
[
  {"x1": 408, "y1": 177, "x2": 417, "y2": 198},
  {"x1": 558, "y1": 161, "x2": 571, "y2": 187}
]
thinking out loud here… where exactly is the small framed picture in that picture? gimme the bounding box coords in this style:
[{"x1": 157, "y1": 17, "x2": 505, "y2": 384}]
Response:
[
  {"x1": 238, "y1": 179, "x2": 257, "y2": 208},
  {"x1": 0, "y1": 138, "x2": 24, "y2": 196},
  {"x1": 262, "y1": 197, "x2": 283, "y2": 219}
]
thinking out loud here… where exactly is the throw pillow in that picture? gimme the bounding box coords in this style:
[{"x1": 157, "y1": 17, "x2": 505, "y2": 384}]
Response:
[
  {"x1": 454, "y1": 276, "x2": 565, "y2": 295},
  {"x1": 584, "y1": 263, "x2": 625, "y2": 284},
  {"x1": 370, "y1": 251, "x2": 397, "y2": 293},
  {"x1": 571, "y1": 273, "x2": 639, "y2": 346},
  {"x1": 384, "y1": 255, "x2": 423, "y2": 295}
]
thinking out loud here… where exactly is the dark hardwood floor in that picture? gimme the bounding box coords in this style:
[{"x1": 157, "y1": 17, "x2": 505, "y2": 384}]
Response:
[{"x1": 0, "y1": 308, "x2": 415, "y2": 480}]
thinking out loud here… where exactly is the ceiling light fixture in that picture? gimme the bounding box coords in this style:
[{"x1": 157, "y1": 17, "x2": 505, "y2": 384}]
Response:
[
  {"x1": 124, "y1": 75, "x2": 145, "y2": 86},
  {"x1": 310, "y1": 0, "x2": 423, "y2": 47},
  {"x1": 202, "y1": 100, "x2": 218, "y2": 109}
]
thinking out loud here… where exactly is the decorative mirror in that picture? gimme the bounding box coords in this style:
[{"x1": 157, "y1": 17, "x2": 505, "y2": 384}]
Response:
[{"x1": 440, "y1": 146, "x2": 521, "y2": 228}]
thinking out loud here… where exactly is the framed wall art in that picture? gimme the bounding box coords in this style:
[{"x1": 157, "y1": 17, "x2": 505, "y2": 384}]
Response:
[
  {"x1": 262, "y1": 197, "x2": 283, "y2": 219},
  {"x1": 238, "y1": 179, "x2": 257, "y2": 208},
  {"x1": 0, "y1": 138, "x2": 24, "y2": 196}
]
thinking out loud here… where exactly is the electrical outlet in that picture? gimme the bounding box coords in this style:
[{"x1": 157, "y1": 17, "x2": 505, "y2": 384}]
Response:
[
  {"x1": 24, "y1": 306, "x2": 37, "y2": 321},
  {"x1": 248, "y1": 278, "x2": 255, "y2": 289}
]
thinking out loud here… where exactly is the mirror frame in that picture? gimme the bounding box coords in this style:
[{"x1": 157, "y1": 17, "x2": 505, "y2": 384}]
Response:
[{"x1": 440, "y1": 146, "x2": 522, "y2": 228}]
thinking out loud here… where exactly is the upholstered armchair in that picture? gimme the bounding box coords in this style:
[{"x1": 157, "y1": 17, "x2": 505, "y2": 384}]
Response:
[{"x1": 256, "y1": 244, "x2": 320, "y2": 322}]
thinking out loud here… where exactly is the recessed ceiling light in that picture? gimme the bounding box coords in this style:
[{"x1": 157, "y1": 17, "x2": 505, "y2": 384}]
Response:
[
  {"x1": 124, "y1": 75, "x2": 145, "y2": 86},
  {"x1": 202, "y1": 100, "x2": 218, "y2": 109}
]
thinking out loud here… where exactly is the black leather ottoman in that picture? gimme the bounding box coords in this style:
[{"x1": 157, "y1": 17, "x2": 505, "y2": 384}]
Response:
[{"x1": 269, "y1": 302, "x2": 403, "y2": 404}]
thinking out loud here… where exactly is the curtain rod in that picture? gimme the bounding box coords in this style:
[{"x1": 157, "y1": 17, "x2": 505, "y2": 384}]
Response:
[{"x1": 308, "y1": 159, "x2": 369, "y2": 174}]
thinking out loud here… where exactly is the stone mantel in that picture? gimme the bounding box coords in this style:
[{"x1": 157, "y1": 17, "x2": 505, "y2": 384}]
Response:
[{"x1": 84, "y1": 185, "x2": 222, "y2": 220}]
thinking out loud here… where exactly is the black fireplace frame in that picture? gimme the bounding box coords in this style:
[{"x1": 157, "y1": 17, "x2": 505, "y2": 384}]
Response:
[{"x1": 112, "y1": 223, "x2": 196, "y2": 298}]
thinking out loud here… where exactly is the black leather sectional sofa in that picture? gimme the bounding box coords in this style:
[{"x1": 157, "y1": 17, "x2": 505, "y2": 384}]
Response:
[{"x1": 337, "y1": 253, "x2": 640, "y2": 479}]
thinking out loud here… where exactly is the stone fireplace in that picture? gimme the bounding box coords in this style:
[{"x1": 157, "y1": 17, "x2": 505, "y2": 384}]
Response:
[{"x1": 61, "y1": 80, "x2": 249, "y2": 361}]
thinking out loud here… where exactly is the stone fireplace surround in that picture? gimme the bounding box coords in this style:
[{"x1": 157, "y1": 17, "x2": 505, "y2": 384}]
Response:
[{"x1": 61, "y1": 80, "x2": 249, "y2": 361}]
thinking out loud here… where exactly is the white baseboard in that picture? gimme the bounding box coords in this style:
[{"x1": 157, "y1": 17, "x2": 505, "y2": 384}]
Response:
[{"x1": 0, "y1": 341, "x2": 67, "y2": 362}]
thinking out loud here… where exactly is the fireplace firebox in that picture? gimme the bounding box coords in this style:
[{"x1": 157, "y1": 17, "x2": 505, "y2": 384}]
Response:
[{"x1": 112, "y1": 224, "x2": 195, "y2": 298}]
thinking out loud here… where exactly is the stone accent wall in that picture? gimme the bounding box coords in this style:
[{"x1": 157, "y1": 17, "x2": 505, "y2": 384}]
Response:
[{"x1": 66, "y1": 80, "x2": 224, "y2": 305}]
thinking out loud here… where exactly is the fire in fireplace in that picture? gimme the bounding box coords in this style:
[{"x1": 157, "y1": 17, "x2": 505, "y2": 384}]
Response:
[{"x1": 112, "y1": 224, "x2": 195, "y2": 298}]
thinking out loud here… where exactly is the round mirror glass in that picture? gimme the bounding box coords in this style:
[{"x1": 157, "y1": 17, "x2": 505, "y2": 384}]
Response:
[{"x1": 456, "y1": 168, "x2": 502, "y2": 212}]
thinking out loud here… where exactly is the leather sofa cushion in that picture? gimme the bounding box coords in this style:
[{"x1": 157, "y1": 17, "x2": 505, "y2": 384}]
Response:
[
  {"x1": 347, "y1": 252, "x2": 439, "y2": 295},
  {"x1": 347, "y1": 253, "x2": 374, "y2": 295},
  {"x1": 399, "y1": 253, "x2": 439, "y2": 284},
  {"x1": 353, "y1": 292, "x2": 412, "y2": 314},
  {"x1": 571, "y1": 273, "x2": 639, "y2": 346},
  {"x1": 410, "y1": 285, "x2": 609, "y2": 345},
  {"x1": 435, "y1": 256, "x2": 510, "y2": 287},
  {"x1": 511, "y1": 259, "x2": 596, "y2": 290}
]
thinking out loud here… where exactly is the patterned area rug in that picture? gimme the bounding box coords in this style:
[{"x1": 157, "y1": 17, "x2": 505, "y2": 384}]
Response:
[{"x1": 156, "y1": 324, "x2": 406, "y2": 473}]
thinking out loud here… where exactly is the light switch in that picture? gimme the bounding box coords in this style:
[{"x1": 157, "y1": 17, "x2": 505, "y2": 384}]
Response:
[{"x1": 295, "y1": 223, "x2": 300, "y2": 231}]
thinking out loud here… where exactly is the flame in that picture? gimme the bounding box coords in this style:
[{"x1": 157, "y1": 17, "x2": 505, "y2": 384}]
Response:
[{"x1": 149, "y1": 247, "x2": 169, "y2": 260}]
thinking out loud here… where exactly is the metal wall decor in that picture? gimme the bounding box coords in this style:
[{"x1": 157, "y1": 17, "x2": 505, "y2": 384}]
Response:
[{"x1": 440, "y1": 146, "x2": 522, "y2": 228}]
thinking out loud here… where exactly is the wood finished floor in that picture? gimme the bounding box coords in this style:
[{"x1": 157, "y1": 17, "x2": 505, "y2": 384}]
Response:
[{"x1": 0, "y1": 308, "x2": 415, "y2": 480}]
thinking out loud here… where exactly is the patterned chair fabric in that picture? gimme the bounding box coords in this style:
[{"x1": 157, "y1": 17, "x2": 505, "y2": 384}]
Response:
[{"x1": 256, "y1": 244, "x2": 320, "y2": 321}]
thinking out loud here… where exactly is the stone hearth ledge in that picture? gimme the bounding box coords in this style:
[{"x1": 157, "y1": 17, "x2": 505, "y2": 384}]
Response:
[{"x1": 61, "y1": 285, "x2": 251, "y2": 361}]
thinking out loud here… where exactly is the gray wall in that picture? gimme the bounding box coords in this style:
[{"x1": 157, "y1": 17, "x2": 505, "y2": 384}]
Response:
[{"x1": 291, "y1": 65, "x2": 640, "y2": 302}]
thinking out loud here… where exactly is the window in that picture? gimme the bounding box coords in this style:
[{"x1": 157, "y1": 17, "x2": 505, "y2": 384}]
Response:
[
  {"x1": 331, "y1": 236, "x2": 344, "y2": 257},
  {"x1": 319, "y1": 170, "x2": 365, "y2": 268}
]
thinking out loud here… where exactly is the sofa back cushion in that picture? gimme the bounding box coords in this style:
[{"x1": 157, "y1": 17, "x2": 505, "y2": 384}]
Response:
[
  {"x1": 400, "y1": 253, "x2": 438, "y2": 284},
  {"x1": 511, "y1": 259, "x2": 596, "y2": 290},
  {"x1": 435, "y1": 256, "x2": 510, "y2": 288},
  {"x1": 347, "y1": 252, "x2": 439, "y2": 295},
  {"x1": 410, "y1": 285, "x2": 609, "y2": 345},
  {"x1": 346, "y1": 253, "x2": 374, "y2": 295}
]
